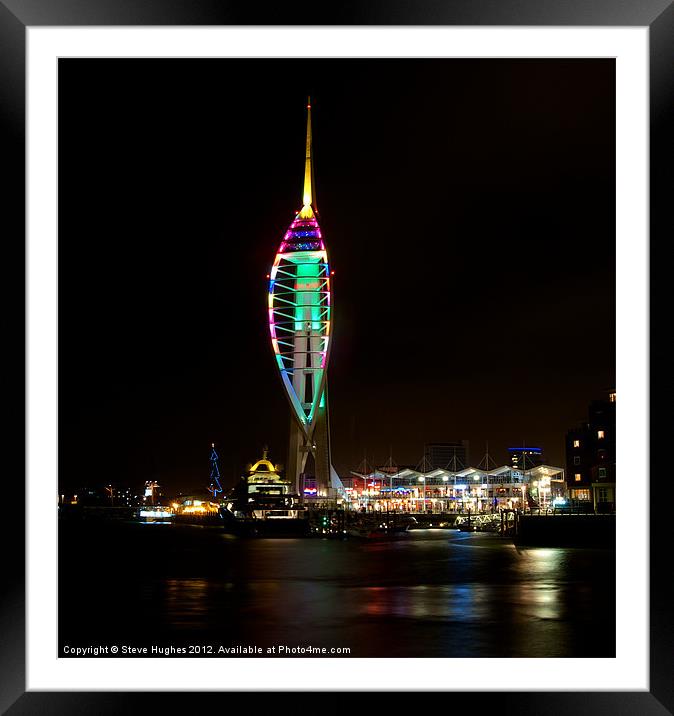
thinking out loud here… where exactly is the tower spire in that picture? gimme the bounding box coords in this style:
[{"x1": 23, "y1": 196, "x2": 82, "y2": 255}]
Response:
[{"x1": 302, "y1": 97, "x2": 314, "y2": 210}]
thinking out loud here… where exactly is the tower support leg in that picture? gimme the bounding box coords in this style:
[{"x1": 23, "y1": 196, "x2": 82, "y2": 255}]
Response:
[
  {"x1": 313, "y1": 403, "x2": 331, "y2": 495},
  {"x1": 288, "y1": 419, "x2": 309, "y2": 495}
]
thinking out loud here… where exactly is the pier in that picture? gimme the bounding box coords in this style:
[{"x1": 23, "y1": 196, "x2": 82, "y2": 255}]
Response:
[
  {"x1": 512, "y1": 512, "x2": 616, "y2": 547},
  {"x1": 58, "y1": 502, "x2": 616, "y2": 547}
]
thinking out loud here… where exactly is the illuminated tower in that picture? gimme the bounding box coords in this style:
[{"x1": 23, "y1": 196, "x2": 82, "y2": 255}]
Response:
[
  {"x1": 268, "y1": 100, "x2": 342, "y2": 498},
  {"x1": 207, "y1": 443, "x2": 223, "y2": 499}
]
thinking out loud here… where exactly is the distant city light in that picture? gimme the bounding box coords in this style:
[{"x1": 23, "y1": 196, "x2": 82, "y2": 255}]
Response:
[{"x1": 139, "y1": 509, "x2": 173, "y2": 518}]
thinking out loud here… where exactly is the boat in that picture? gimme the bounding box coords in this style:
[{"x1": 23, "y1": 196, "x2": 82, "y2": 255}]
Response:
[
  {"x1": 481, "y1": 515, "x2": 502, "y2": 532},
  {"x1": 457, "y1": 518, "x2": 478, "y2": 532},
  {"x1": 137, "y1": 505, "x2": 174, "y2": 523},
  {"x1": 221, "y1": 448, "x2": 311, "y2": 537},
  {"x1": 456, "y1": 514, "x2": 501, "y2": 532},
  {"x1": 345, "y1": 514, "x2": 416, "y2": 539}
]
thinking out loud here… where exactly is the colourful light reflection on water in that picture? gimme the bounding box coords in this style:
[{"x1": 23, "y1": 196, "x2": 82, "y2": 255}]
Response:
[{"x1": 59, "y1": 524, "x2": 615, "y2": 658}]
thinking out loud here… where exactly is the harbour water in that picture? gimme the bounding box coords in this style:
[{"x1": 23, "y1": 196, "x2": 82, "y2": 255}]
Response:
[{"x1": 59, "y1": 520, "x2": 614, "y2": 658}]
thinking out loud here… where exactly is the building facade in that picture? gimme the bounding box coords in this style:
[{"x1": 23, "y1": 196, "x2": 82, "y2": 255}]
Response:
[
  {"x1": 565, "y1": 391, "x2": 616, "y2": 512},
  {"x1": 344, "y1": 464, "x2": 566, "y2": 513}
]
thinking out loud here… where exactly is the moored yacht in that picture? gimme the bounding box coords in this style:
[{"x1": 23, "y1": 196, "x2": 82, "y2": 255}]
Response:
[{"x1": 221, "y1": 447, "x2": 310, "y2": 536}]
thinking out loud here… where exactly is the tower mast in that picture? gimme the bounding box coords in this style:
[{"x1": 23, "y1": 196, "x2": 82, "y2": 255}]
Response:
[{"x1": 300, "y1": 97, "x2": 317, "y2": 218}]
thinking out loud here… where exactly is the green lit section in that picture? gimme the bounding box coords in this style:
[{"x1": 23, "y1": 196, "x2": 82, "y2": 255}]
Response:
[
  {"x1": 292, "y1": 258, "x2": 323, "y2": 330},
  {"x1": 269, "y1": 249, "x2": 331, "y2": 432}
]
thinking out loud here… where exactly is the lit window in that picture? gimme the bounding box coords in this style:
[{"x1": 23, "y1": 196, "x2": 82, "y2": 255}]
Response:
[
  {"x1": 598, "y1": 430, "x2": 605, "y2": 439},
  {"x1": 573, "y1": 439, "x2": 580, "y2": 448},
  {"x1": 609, "y1": 392, "x2": 616, "y2": 403},
  {"x1": 575, "y1": 474, "x2": 582, "y2": 482}
]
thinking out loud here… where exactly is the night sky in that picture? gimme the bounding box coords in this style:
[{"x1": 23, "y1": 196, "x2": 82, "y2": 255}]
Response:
[{"x1": 58, "y1": 59, "x2": 615, "y2": 494}]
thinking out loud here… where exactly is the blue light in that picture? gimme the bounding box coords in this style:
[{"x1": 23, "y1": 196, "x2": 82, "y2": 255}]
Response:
[{"x1": 208, "y1": 444, "x2": 223, "y2": 498}]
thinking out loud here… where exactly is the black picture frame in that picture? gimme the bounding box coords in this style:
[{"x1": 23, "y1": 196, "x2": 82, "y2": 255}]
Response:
[{"x1": 2, "y1": 0, "x2": 670, "y2": 711}]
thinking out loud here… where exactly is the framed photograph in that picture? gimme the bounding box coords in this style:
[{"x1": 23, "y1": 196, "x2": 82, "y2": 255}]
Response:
[{"x1": 3, "y1": 0, "x2": 670, "y2": 710}]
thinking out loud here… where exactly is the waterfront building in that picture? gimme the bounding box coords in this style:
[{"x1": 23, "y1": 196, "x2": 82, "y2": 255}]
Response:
[
  {"x1": 170, "y1": 495, "x2": 220, "y2": 515},
  {"x1": 508, "y1": 446, "x2": 544, "y2": 470},
  {"x1": 267, "y1": 100, "x2": 343, "y2": 500},
  {"x1": 565, "y1": 391, "x2": 616, "y2": 512},
  {"x1": 66, "y1": 485, "x2": 142, "y2": 506},
  {"x1": 143, "y1": 480, "x2": 162, "y2": 505},
  {"x1": 111, "y1": 486, "x2": 138, "y2": 506},
  {"x1": 346, "y1": 463, "x2": 565, "y2": 513},
  {"x1": 424, "y1": 441, "x2": 470, "y2": 470},
  {"x1": 68, "y1": 486, "x2": 106, "y2": 506}
]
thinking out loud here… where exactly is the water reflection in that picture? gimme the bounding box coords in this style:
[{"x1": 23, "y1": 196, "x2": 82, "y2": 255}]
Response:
[
  {"x1": 60, "y1": 524, "x2": 614, "y2": 658},
  {"x1": 163, "y1": 578, "x2": 210, "y2": 629},
  {"x1": 358, "y1": 583, "x2": 493, "y2": 621}
]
